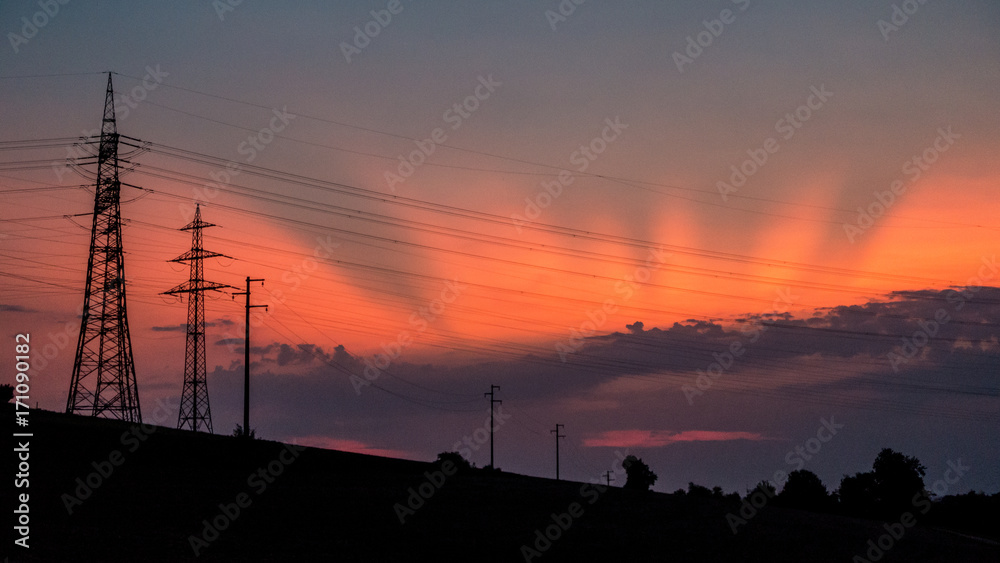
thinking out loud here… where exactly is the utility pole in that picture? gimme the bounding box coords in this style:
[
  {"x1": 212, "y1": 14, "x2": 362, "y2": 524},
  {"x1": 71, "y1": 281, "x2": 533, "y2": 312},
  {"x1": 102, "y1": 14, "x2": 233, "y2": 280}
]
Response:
[
  {"x1": 484, "y1": 384, "x2": 501, "y2": 468},
  {"x1": 551, "y1": 423, "x2": 565, "y2": 480},
  {"x1": 604, "y1": 470, "x2": 615, "y2": 487},
  {"x1": 233, "y1": 277, "x2": 265, "y2": 437}
]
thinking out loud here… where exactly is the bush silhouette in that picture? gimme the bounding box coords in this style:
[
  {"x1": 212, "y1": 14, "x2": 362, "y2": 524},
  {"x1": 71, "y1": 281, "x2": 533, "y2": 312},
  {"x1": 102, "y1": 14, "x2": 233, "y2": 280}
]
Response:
[
  {"x1": 622, "y1": 455, "x2": 657, "y2": 491},
  {"x1": 232, "y1": 424, "x2": 257, "y2": 439},
  {"x1": 1, "y1": 383, "x2": 13, "y2": 403},
  {"x1": 749, "y1": 480, "x2": 776, "y2": 499},
  {"x1": 686, "y1": 482, "x2": 737, "y2": 503},
  {"x1": 686, "y1": 482, "x2": 713, "y2": 498},
  {"x1": 436, "y1": 451, "x2": 473, "y2": 471}
]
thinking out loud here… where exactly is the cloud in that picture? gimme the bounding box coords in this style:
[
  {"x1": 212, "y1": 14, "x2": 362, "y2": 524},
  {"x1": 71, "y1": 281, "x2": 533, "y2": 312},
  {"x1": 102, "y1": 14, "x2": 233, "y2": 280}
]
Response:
[
  {"x1": 200, "y1": 287, "x2": 1000, "y2": 441},
  {"x1": 245, "y1": 342, "x2": 361, "y2": 369},
  {"x1": 152, "y1": 324, "x2": 187, "y2": 332},
  {"x1": 153, "y1": 321, "x2": 232, "y2": 332},
  {"x1": 0, "y1": 304, "x2": 34, "y2": 313},
  {"x1": 583, "y1": 429, "x2": 768, "y2": 448},
  {"x1": 625, "y1": 321, "x2": 644, "y2": 334},
  {"x1": 561, "y1": 286, "x2": 1000, "y2": 383}
]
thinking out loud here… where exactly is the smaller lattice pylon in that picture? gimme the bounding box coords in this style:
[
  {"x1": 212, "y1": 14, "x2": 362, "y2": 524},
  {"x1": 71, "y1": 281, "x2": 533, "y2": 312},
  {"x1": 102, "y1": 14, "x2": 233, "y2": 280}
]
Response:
[{"x1": 162, "y1": 204, "x2": 233, "y2": 433}]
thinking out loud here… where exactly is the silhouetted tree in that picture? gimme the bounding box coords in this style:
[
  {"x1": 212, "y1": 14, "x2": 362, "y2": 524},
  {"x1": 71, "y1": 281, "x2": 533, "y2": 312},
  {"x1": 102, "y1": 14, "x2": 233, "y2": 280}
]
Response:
[
  {"x1": 838, "y1": 471, "x2": 878, "y2": 515},
  {"x1": 872, "y1": 448, "x2": 927, "y2": 513},
  {"x1": 838, "y1": 448, "x2": 927, "y2": 517},
  {"x1": 232, "y1": 424, "x2": 257, "y2": 439},
  {"x1": 686, "y1": 482, "x2": 713, "y2": 498},
  {"x1": 622, "y1": 455, "x2": 657, "y2": 491},
  {"x1": 436, "y1": 451, "x2": 473, "y2": 471},
  {"x1": 685, "y1": 482, "x2": 738, "y2": 503},
  {"x1": 1, "y1": 383, "x2": 13, "y2": 403},
  {"x1": 748, "y1": 480, "x2": 776, "y2": 500},
  {"x1": 777, "y1": 470, "x2": 831, "y2": 512}
]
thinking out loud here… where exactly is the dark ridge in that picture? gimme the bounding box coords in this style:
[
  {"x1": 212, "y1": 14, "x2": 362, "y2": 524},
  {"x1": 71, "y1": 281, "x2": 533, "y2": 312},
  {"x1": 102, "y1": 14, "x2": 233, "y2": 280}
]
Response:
[{"x1": 5, "y1": 406, "x2": 998, "y2": 562}]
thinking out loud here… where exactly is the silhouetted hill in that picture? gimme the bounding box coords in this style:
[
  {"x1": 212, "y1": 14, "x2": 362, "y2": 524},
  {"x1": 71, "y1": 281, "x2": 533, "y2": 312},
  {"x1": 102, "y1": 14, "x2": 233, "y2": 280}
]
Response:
[{"x1": 4, "y1": 406, "x2": 998, "y2": 562}]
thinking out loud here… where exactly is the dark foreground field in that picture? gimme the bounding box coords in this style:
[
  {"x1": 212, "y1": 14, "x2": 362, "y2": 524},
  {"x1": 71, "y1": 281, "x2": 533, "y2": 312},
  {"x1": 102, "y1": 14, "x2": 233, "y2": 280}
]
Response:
[{"x1": 4, "y1": 407, "x2": 998, "y2": 562}]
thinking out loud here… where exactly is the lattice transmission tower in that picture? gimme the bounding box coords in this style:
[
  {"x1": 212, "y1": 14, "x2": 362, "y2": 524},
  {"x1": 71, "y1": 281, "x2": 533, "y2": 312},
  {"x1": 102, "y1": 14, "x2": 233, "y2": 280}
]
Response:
[
  {"x1": 163, "y1": 204, "x2": 232, "y2": 433},
  {"x1": 66, "y1": 73, "x2": 142, "y2": 422}
]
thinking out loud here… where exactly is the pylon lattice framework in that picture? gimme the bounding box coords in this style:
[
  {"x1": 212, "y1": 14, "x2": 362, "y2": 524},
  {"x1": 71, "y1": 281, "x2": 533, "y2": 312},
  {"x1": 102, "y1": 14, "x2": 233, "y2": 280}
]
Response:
[
  {"x1": 163, "y1": 204, "x2": 232, "y2": 433},
  {"x1": 66, "y1": 73, "x2": 142, "y2": 422}
]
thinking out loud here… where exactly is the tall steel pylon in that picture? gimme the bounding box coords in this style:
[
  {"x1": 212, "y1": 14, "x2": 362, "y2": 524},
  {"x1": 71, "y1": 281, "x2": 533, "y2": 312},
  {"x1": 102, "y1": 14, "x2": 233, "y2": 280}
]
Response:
[
  {"x1": 66, "y1": 73, "x2": 142, "y2": 422},
  {"x1": 163, "y1": 204, "x2": 232, "y2": 433}
]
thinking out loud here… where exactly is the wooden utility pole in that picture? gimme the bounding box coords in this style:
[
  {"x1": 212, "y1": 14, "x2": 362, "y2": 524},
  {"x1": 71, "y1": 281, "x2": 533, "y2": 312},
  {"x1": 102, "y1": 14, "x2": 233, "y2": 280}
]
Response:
[
  {"x1": 484, "y1": 385, "x2": 501, "y2": 468},
  {"x1": 233, "y1": 277, "x2": 265, "y2": 438},
  {"x1": 551, "y1": 423, "x2": 565, "y2": 480}
]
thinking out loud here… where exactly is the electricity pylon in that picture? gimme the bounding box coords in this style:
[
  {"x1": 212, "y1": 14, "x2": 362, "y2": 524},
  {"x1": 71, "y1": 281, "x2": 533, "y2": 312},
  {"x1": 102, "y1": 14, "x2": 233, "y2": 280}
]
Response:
[
  {"x1": 66, "y1": 73, "x2": 142, "y2": 422},
  {"x1": 163, "y1": 204, "x2": 232, "y2": 432}
]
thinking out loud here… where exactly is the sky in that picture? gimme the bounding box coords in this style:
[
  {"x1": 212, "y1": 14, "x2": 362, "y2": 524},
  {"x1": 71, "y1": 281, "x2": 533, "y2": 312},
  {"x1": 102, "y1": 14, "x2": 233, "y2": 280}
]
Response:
[{"x1": 1, "y1": 0, "x2": 999, "y2": 495}]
